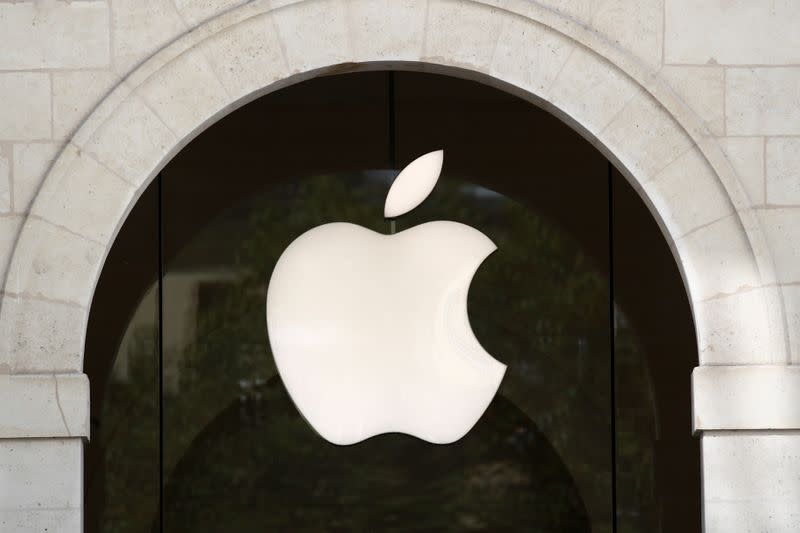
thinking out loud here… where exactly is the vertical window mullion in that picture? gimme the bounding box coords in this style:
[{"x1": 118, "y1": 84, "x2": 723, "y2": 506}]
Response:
[
  {"x1": 157, "y1": 173, "x2": 165, "y2": 533},
  {"x1": 608, "y1": 161, "x2": 618, "y2": 533}
]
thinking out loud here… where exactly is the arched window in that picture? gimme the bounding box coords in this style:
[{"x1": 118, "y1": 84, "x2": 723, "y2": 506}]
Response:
[{"x1": 84, "y1": 71, "x2": 700, "y2": 532}]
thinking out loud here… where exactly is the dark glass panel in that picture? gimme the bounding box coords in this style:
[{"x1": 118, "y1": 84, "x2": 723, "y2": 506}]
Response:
[
  {"x1": 81, "y1": 69, "x2": 702, "y2": 533},
  {"x1": 159, "y1": 71, "x2": 611, "y2": 532},
  {"x1": 84, "y1": 184, "x2": 160, "y2": 533},
  {"x1": 612, "y1": 168, "x2": 701, "y2": 532},
  {"x1": 395, "y1": 72, "x2": 614, "y2": 532}
]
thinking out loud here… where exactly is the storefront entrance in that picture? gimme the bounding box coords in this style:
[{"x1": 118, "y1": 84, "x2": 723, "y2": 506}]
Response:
[{"x1": 84, "y1": 71, "x2": 700, "y2": 532}]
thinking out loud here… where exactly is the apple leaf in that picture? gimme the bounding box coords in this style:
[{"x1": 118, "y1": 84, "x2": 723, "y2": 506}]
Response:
[{"x1": 384, "y1": 150, "x2": 444, "y2": 218}]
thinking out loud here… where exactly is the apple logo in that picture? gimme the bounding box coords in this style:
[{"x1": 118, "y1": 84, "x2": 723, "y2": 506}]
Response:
[{"x1": 266, "y1": 150, "x2": 506, "y2": 445}]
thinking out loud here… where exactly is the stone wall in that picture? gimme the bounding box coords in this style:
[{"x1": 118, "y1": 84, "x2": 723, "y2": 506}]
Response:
[{"x1": 0, "y1": 1, "x2": 797, "y2": 531}]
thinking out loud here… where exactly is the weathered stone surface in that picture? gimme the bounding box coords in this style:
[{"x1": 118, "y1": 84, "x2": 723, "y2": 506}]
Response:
[
  {"x1": 666, "y1": 0, "x2": 800, "y2": 65},
  {"x1": 347, "y1": 0, "x2": 427, "y2": 63},
  {"x1": 676, "y1": 215, "x2": 761, "y2": 301},
  {"x1": 0, "y1": 296, "x2": 85, "y2": 374},
  {"x1": 31, "y1": 147, "x2": 135, "y2": 244},
  {"x1": 174, "y1": 0, "x2": 248, "y2": 26},
  {"x1": 0, "y1": 374, "x2": 89, "y2": 439},
  {"x1": 548, "y1": 46, "x2": 639, "y2": 136},
  {"x1": 78, "y1": 94, "x2": 177, "y2": 188},
  {"x1": 200, "y1": 12, "x2": 288, "y2": 102},
  {"x1": 11, "y1": 143, "x2": 61, "y2": 215},
  {"x1": 0, "y1": 509, "x2": 81, "y2": 533},
  {"x1": 766, "y1": 138, "x2": 800, "y2": 205},
  {"x1": 592, "y1": 0, "x2": 663, "y2": 70},
  {"x1": 644, "y1": 146, "x2": 733, "y2": 238},
  {"x1": 718, "y1": 137, "x2": 765, "y2": 206},
  {"x1": 52, "y1": 70, "x2": 120, "y2": 140},
  {"x1": 0, "y1": 146, "x2": 9, "y2": 213},
  {"x1": 0, "y1": 438, "x2": 82, "y2": 509},
  {"x1": 727, "y1": 68, "x2": 800, "y2": 136},
  {"x1": 693, "y1": 286, "x2": 786, "y2": 365},
  {"x1": 756, "y1": 208, "x2": 800, "y2": 285},
  {"x1": 4, "y1": 217, "x2": 103, "y2": 306},
  {"x1": 0, "y1": 213, "x2": 22, "y2": 267},
  {"x1": 424, "y1": 0, "x2": 506, "y2": 71},
  {"x1": 0, "y1": 74, "x2": 51, "y2": 141},
  {"x1": 0, "y1": 1, "x2": 110, "y2": 70},
  {"x1": 137, "y1": 49, "x2": 231, "y2": 142},
  {"x1": 703, "y1": 432, "x2": 800, "y2": 533},
  {"x1": 491, "y1": 14, "x2": 575, "y2": 96},
  {"x1": 271, "y1": 0, "x2": 350, "y2": 73},
  {"x1": 661, "y1": 65, "x2": 725, "y2": 136},
  {"x1": 602, "y1": 90, "x2": 694, "y2": 183},
  {"x1": 783, "y1": 285, "x2": 800, "y2": 363},
  {"x1": 693, "y1": 366, "x2": 800, "y2": 431},
  {"x1": 113, "y1": 0, "x2": 187, "y2": 74}
]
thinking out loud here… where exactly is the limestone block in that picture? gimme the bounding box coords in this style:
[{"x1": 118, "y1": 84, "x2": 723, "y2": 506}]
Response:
[
  {"x1": 0, "y1": 146, "x2": 8, "y2": 213},
  {"x1": 0, "y1": 296, "x2": 85, "y2": 374},
  {"x1": 0, "y1": 439, "x2": 82, "y2": 510},
  {"x1": 693, "y1": 286, "x2": 786, "y2": 365},
  {"x1": 727, "y1": 68, "x2": 800, "y2": 136},
  {"x1": 347, "y1": 0, "x2": 427, "y2": 63},
  {"x1": 665, "y1": 0, "x2": 800, "y2": 65},
  {"x1": 783, "y1": 285, "x2": 800, "y2": 363},
  {"x1": 718, "y1": 137, "x2": 765, "y2": 207},
  {"x1": 272, "y1": 0, "x2": 350, "y2": 73},
  {"x1": 78, "y1": 94, "x2": 177, "y2": 188},
  {"x1": 424, "y1": 0, "x2": 506, "y2": 71},
  {"x1": 676, "y1": 215, "x2": 761, "y2": 301},
  {"x1": 0, "y1": 1, "x2": 110, "y2": 70},
  {"x1": 0, "y1": 509, "x2": 81, "y2": 533},
  {"x1": 12, "y1": 143, "x2": 61, "y2": 215},
  {"x1": 137, "y1": 49, "x2": 231, "y2": 142},
  {"x1": 548, "y1": 46, "x2": 639, "y2": 137},
  {"x1": 537, "y1": 0, "x2": 591, "y2": 22},
  {"x1": 702, "y1": 432, "x2": 800, "y2": 533},
  {"x1": 592, "y1": 0, "x2": 663, "y2": 70},
  {"x1": 52, "y1": 70, "x2": 121, "y2": 140},
  {"x1": 0, "y1": 73, "x2": 51, "y2": 141},
  {"x1": 30, "y1": 145, "x2": 135, "y2": 244},
  {"x1": 755, "y1": 208, "x2": 800, "y2": 285},
  {"x1": 661, "y1": 65, "x2": 725, "y2": 136},
  {"x1": 490, "y1": 14, "x2": 575, "y2": 97},
  {"x1": 200, "y1": 12, "x2": 288, "y2": 102},
  {"x1": 602, "y1": 90, "x2": 694, "y2": 183},
  {"x1": 693, "y1": 366, "x2": 800, "y2": 431},
  {"x1": 0, "y1": 374, "x2": 89, "y2": 439},
  {"x1": 645, "y1": 146, "x2": 733, "y2": 238},
  {"x1": 113, "y1": 0, "x2": 187, "y2": 74},
  {"x1": 0, "y1": 215, "x2": 22, "y2": 280},
  {"x1": 174, "y1": 0, "x2": 248, "y2": 26},
  {"x1": 766, "y1": 138, "x2": 800, "y2": 206},
  {"x1": 4, "y1": 217, "x2": 103, "y2": 306}
]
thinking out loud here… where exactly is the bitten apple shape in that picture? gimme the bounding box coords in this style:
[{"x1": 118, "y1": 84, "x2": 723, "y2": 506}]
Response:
[{"x1": 266, "y1": 151, "x2": 506, "y2": 445}]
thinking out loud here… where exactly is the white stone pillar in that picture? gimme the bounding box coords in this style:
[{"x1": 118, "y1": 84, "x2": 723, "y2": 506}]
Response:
[
  {"x1": 693, "y1": 366, "x2": 800, "y2": 532},
  {"x1": 0, "y1": 374, "x2": 89, "y2": 532}
]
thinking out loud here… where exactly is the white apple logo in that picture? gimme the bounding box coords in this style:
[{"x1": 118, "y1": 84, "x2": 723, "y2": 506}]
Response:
[{"x1": 266, "y1": 150, "x2": 506, "y2": 445}]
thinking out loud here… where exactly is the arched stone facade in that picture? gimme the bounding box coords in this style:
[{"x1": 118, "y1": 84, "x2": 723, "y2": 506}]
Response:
[
  {"x1": 0, "y1": 0, "x2": 787, "y2": 373},
  {"x1": 0, "y1": 1, "x2": 797, "y2": 531}
]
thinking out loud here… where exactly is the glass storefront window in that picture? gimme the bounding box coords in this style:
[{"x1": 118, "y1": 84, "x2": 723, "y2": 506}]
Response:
[{"x1": 85, "y1": 71, "x2": 700, "y2": 532}]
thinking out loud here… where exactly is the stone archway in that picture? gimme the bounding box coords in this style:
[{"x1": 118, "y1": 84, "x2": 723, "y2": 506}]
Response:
[
  {"x1": 0, "y1": 1, "x2": 790, "y2": 529},
  {"x1": 0, "y1": 0, "x2": 784, "y2": 377}
]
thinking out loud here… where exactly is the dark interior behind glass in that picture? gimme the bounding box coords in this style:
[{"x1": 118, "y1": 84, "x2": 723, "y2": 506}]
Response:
[{"x1": 85, "y1": 71, "x2": 700, "y2": 533}]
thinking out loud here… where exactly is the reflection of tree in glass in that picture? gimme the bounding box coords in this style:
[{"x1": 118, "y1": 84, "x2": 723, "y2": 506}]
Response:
[
  {"x1": 162, "y1": 377, "x2": 590, "y2": 532},
  {"x1": 100, "y1": 172, "x2": 657, "y2": 532},
  {"x1": 101, "y1": 332, "x2": 159, "y2": 533}
]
